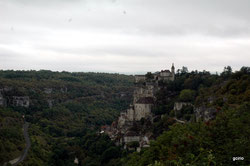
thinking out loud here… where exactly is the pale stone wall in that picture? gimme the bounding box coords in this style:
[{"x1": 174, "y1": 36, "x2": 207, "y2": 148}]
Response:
[
  {"x1": 124, "y1": 136, "x2": 140, "y2": 143},
  {"x1": 133, "y1": 87, "x2": 154, "y2": 103},
  {"x1": 118, "y1": 113, "x2": 126, "y2": 127},
  {"x1": 124, "y1": 104, "x2": 153, "y2": 122},
  {"x1": 127, "y1": 108, "x2": 135, "y2": 121},
  {"x1": 157, "y1": 70, "x2": 175, "y2": 82},
  {"x1": 174, "y1": 102, "x2": 192, "y2": 111},
  {"x1": 160, "y1": 71, "x2": 171, "y2": 77},
  {"x1": 135, "y1": 75, "x2": 146, "y2": 83},
  {"x1": 161, "y1": 75, "x2": 174, "y2": 81},
  {"x1": 134, "y1": 103, "x2": 152, "y2": 121}
]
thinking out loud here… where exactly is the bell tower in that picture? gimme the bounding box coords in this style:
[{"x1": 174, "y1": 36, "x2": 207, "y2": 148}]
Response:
[{"x1": 171, "y1": 63, "x2": 175, "y2": 80}]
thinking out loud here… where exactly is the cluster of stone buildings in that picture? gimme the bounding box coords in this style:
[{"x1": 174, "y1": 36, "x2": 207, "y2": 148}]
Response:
[
  {"x1": 134, "y1": 64, "x2": 175, "y2": 84},
  {"x1": 102, "y1": 64, "x2": 175, "y2": 151}
]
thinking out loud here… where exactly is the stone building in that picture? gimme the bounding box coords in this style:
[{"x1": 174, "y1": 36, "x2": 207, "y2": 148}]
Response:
[
  {"x1": 133, "y1": 85, "x2": 155, "y2": 104},
  {"x1": 134, "y1": 97, "x2": 154, "y2": 121},
  {"x1": 120, "y1": 97, "x2": 154, "y2": 123},
  {"x1": 124, "y1": 131, "x2": 140, "y2": 144},
  {"x1": 135, "y1": 63, "x2": 175, "y2": 83},
  {"x1": 135, "y1": 75, "x2": 146, "y2": 83}
]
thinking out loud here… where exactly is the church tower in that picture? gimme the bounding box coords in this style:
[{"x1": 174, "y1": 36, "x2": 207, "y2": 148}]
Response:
[{"x1": 171, "y1": 63, "x2": 175, "y2": 80}]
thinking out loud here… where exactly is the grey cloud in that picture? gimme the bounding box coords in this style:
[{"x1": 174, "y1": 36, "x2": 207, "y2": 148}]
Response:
[
  {"x1": 35, "y1": 45, "x2": 171, "y2": 58},
  {"x1": 2, "y1": 0, "x2": 250, "y2": 38},
  {"x1": 0, "y1": 0, "x2": 250, "y2": 73}
]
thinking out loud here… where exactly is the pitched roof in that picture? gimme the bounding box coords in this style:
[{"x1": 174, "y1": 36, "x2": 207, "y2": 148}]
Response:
[
  {"x1": 161, "y1": 70, "x2": 171, "y2": 73},
  {"x1": 125, "y1": 131, "x2": 139, "y2": 137},
  {"x1": 136, "y1": 97, "x2": 154, "y2": 104}
]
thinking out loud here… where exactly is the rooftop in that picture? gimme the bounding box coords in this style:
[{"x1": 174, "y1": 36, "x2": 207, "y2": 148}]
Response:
[{"x1": 136, "y1": 97, "x2": 154, "y2": 104}]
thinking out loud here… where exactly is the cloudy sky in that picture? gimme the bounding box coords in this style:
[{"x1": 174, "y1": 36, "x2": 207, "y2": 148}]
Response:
[{"x1": 0, "y1": 0, "x2": 250, "y2": 74}]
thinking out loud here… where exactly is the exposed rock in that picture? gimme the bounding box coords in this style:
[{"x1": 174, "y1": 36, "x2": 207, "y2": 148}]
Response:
[
  {"x1": 0, "y1": 92, "x2": 6, "y2": 106},
  {"x1": 207, "y1": 96, "x2": 215, "y2": 104},
  {"x1": 47, "y1": 99, "x2": 54, "y2": 108},
  {"x1": 3, "y1": 87, "x2": 13, "y2": 91},
  {"x1": 12, "y1": 96, "x2": 30, "y2": 108},
  {"x1": 195, "y1": 106, "x2": 217, "y2": 122},
  {"x1": 44, "y1": 88, "x2": 52, "y2": 94},
  {"x1": 74, "y1": 157, "x2": 79, "y2": 164},
  {"x1": 120, "y1": 92, "x2": 126, "y2": 98},
  {"x1": 174, "y1": 102, "x2": 193, "y2": 111},
  {"x1": 60, "y1": 87, "x2": 68, "y2": 93}
]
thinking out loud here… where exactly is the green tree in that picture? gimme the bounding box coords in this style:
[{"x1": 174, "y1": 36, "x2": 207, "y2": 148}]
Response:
[
  {"x1": 179, "y1": 89, "x2": 196, "y2": 102},
  {"x1": 146, "y1": 72, "x2": 154, "y2": 80},
  {"x1": 221, "y1": 66, "x2": 232, "y2": 78}
]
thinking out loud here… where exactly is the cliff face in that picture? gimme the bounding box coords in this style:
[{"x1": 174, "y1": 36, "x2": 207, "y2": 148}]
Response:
[
  {"x1": 0, "y1": 88, "x2": 30, "y2": 108},
  {"x1": 195, "y1": 106, "x2": 217, "y2": 122},
  {"x1": 0, "y1": 92, "x2": 5, "y2": 106}
]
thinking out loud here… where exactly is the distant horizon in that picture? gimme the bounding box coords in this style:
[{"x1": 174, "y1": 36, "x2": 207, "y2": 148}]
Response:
[{"x1": 0, "y1": 64, "x2": 245, "y2": 75}]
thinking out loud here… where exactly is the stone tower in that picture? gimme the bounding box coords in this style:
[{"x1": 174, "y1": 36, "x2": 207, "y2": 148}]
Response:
[{"x1": 171, "y1": 63, "x2": 175, "y2": 80}]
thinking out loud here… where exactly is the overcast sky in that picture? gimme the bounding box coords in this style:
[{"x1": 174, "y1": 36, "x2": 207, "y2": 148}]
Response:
[{"x1": 0, "y1": 0, "x2": 250, "y2": 74}]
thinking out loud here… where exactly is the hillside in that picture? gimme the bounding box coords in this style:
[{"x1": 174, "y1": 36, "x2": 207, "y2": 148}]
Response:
[
  {"x1": 120, "y1": 66, "x2": 250, "y2": 166},
  {"x1": 0, "y1": 67, "x2": 249, "y2": 166},
  {"x1": 0, "y1": 70, "x2": 134, "y2": 166}
]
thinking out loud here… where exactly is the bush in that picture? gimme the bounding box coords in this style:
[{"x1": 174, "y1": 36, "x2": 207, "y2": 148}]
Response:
[{"x1": 179, "y1": 89, "x2": 196, "y2": 102}]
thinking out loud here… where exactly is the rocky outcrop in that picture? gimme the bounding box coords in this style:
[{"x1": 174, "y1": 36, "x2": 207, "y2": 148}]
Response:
[
  {"x1": 44, "y1": 88, "x2": 53, "y2": 94},
  {"x1": 0, "y1": 92, "x2": 6, "y2": 106},
  {"x1": 0, "y1": 88, "x2": 30, "y2": 108},
  {"x1": 60, "y1": 87, "x2": 68, "y2": 93},
  {"x1": 174, "y1": 102, "x2": 193, "y2": 111},
  {"x1": 195, "y1": 106, "x2": 217, "y2": 122},
  {"x1": 47, "y1": 99, "x2": 54, "y2": 108},
  {"x1": 12, "y1": 96, "x2": 30, "y2": 108}
]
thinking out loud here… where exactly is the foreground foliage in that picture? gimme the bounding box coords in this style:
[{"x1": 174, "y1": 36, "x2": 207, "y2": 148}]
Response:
[{"x1": 122, "y1": 103, "x2": 250, "y2": 166}]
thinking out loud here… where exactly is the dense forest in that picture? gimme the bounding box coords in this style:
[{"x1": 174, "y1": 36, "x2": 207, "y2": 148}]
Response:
[
  {"x1": 0, "y1": 66, "x2": 249, "y2": 166},
  {"x1": 121, "y1": 66, "x2": 250, "y2": 166},
  {"x1": 0, "y1": 70, "x2": 134, "y2": 166}
]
